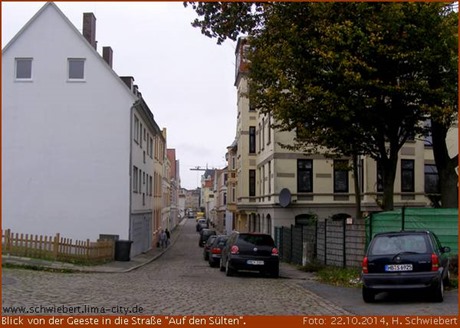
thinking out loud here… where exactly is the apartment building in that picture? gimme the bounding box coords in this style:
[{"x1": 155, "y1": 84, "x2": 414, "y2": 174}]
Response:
[
  {"x1": 210, "y1": 168, "x2": 228, "y2": 232},
  {"x1": 231, "y1": 37, "x2": 450, "y2": 236}
]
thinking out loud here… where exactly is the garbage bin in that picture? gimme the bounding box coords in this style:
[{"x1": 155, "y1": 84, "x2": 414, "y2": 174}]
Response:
[{"x1": 114, "y1": 240, "x2": 133, "y2": 261}]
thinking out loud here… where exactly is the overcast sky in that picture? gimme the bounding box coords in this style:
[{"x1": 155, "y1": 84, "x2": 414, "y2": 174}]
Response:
[{"x1": 2, "y1": 1, "x2": 237, "y2": 190}]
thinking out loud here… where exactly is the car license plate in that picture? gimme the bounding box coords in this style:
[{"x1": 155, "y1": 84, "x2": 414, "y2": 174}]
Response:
[
  {"x1": 247, "y1": 260, "x2": 264, "y2": 265},
  {"x1": 385, "y1": 264, "x2": 413, "y2": 272}
]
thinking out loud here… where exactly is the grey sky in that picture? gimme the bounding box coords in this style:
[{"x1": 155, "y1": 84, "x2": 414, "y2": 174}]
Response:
[{"x1": 2, "y1": 1, "x2": 237, "y2": 189}]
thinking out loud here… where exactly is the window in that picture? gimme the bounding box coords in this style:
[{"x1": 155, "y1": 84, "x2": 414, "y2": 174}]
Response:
[
  {"x1": 139, "y1": 123, "x2": 143, "y2": 148},
  {"x1": 261, "y1": 118, "x2": 265, "y2": 150},
  {"x1": 297, "y1": 159, "x2": 313, "y2": 192},
  {"x1": 150, "y1": 137, "x2": 153, "y2": 158},
  {"x1": 424, "y1": 164, "x2": 440, "y2": 194},
  {"x1": 133, "y1": 115, "x2": 139, "y2": 143},
  {"x1": 149, "y1": 176, "x2": 153, "y2": 196},
  {"x1": 68, "y1": 58, "x2": 85, "y2": 79},
  {"x1": 401, "y1": 159, "x2": 415, "y2": 192},
  {"x1": 423, "y1": 119, "x2": 433, "y2": 147},
  {"x1": 15, "y1": 58, "x2": 32, "y2": 79},
  {"x1": 267, "y1": 115, "x2": 272, "y2": 145},
  {"x1": 139, "y1": 169, "x2": 142, "y2": 193},
  {"x1": 249, "y1": 169, "x2": 256, "y2": 197},
  {"x1": 334, "y1": 160, "x2": 349, "y2": 193},
  {"x1": 249, "y1": 126, "x2": 256, "y2": 154},
  {"x1": 376, "y1": 162, "x2": 384, "y2": 192},
  {"x1": 268, "y1": 161, "x2": 272, "y2": 195},
  {"x1": 258, "y1": 123, "x2": 262, "y2": 152},
  {"x1": 133, "y1": 166, "x2": 138, "y2": 193}
]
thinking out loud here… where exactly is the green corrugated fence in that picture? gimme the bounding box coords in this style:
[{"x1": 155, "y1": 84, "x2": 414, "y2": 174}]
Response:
[{"x1": 365, "y1": 208, "x2": 458, "y2": 255}]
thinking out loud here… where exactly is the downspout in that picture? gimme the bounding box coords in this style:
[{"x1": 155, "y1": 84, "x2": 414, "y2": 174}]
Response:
[{"x1": 128, "y1": 103, "x2": 135, "y2": 241}]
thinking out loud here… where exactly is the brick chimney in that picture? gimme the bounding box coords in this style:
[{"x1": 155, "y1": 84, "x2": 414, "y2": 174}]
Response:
[
  {"x1": 103, "y1": 47, "x2": 113, "y2": 68},
  {"x1": 83, "y1": 13, "x2": 97, "y2": 50},
  {"x1": 120, "y1": 76, "x2": 134, "y2": 92}
]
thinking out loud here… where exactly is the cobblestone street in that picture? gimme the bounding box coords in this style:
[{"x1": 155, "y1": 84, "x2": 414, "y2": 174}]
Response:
[{"x1": 2, "y1": 219, "x2": 351, "y2": 316}]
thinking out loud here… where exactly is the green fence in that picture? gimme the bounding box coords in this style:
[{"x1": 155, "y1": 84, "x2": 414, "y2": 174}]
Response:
[{"x1": 365, "y1": 208, "x2": 458, "y2": 255}]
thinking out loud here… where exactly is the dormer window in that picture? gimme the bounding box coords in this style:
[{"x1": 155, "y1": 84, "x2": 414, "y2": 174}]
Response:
[
  {"x1": 15, "y1": 58, "x2": 32, "y2": 80},
  {"x1": 68, "y1": 58, "x2": 85, "y2": 80}
]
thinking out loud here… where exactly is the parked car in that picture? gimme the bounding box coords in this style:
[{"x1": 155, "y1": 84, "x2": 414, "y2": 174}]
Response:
[
  {"x1": 220, "y1": 232, "x2": 279, "y2": 277},
  {"x1": 208, "y1": 235, "x2": 229, "y2": 267},
  {"x1": 361, "y1": 230, "x2": 451, "y2": 303},
  {"x1": 196, "y1": 218, "x2": 208, "y2": 232},
  {"x1": 203, "y1": 235, "x2": 218, "y2": 261},
  {"x1": 198, "y1": 229, "x2": 216, "y2": 247}
]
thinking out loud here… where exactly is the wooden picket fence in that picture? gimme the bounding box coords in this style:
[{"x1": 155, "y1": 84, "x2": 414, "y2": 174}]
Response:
[{"x1": 1, "y1": 229, "x2": 114, "y2": 264}]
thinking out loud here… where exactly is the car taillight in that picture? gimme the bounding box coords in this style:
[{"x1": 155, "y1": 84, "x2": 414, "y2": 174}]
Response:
[
  {"x1": 211, "y1": 248, "x2": 221, "y2": 254},
  {"x1": 230, "y1": 245, "x2": 239, "y2": 254},
  {"x1": 362, "y1": 257, "x2": 368, "y2": 274},
  {"x1": 271, "y1": 247, "x2": 279, "y2": 256},
  {"x1": 431, "y1": 253, "x2": 439, "y2": 271}
]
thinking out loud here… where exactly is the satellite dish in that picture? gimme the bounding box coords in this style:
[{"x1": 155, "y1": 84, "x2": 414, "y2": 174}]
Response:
[{"x1": 279, "y1": 188, "x2": 292, "y2": 208}]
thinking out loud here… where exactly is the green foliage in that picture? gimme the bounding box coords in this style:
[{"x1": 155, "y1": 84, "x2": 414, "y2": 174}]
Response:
[
  {"x1": 2, "y1": 263, "x2": 77, "y2": 274},
  {"x1": 301, "y1": 262, "x2": 362, "y2": 288},
  {"x1": 187, "y1": 2, "x2": 458, "y2": 210}
]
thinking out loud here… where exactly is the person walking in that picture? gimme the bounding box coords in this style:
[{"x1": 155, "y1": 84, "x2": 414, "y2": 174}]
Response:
[
  {"x1": 165, "y1": 228, "x2": 171, "y2": 246},
  {"x1": 159, "y1": 229, "x2": 167, "y2": 249}
]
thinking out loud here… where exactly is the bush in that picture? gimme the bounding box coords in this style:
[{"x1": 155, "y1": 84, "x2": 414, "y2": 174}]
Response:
[
  {"x1": 300, "y1": 262, "x2": 361, "y2": 287},
  {"x1": 449, "y1": 254, "x2": 458, "y2": 275}
]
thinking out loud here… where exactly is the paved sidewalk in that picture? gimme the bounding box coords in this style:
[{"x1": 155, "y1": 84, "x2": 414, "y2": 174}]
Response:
[
  {"x1": 2, "y1": 219, "x2": 187, "y2": 274},
  {"x1": 1, "y1": 219, "x2": 315, "y2": 279}
]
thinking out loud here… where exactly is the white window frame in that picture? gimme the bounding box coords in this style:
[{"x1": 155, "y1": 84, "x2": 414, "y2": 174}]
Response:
[
  {"x1": 15, "y1": 58, "x2": 33, "y2": 80},
  {"x1": 68, "y1": 58, "x2": 85, "y2": 80}
]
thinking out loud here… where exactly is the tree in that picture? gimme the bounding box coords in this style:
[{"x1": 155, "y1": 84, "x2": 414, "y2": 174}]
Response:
[
  {"x1": 421, "y1": 5, "x2": 458, "y2": 208},
  {"x1": 186, "y1": 1, "x2": 458, "y2": 210}
]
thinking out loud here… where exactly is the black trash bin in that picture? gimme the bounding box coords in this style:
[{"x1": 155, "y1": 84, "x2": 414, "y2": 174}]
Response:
[{"x1": 114, "y1": 240, "x2": 133, "y2": 261}]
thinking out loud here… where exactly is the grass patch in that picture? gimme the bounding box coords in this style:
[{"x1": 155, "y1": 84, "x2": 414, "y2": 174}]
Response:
[
  {"x1": 2, "y1": 262, "x2": 77, "y2": 273},
  {"x1": 446, "y1": 275, "x2": 458, "y2": 290},
  {"x1": 315, "y1": 266, "x2": 362, "y2": 288},
  {"x1": 300, "y1": 261, "x2": 458, "y2": 290},
  {"x1": 300, "y1": 261, "x2": 362, "y2": 288}
]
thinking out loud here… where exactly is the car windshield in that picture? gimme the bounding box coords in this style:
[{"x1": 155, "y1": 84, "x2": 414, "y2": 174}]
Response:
[{"x1": 370, "y1": 234, "x2": 427, "y2": 255}]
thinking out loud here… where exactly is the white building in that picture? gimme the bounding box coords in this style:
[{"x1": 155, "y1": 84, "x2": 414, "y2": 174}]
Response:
[{"x1": 2, "y1": 2, "x2": 161, "y2": 256}]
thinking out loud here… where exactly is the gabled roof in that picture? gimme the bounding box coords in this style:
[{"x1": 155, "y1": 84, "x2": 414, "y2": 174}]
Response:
[{"x1": 2, "y1": 2, "x2": 137, "y2": 102}]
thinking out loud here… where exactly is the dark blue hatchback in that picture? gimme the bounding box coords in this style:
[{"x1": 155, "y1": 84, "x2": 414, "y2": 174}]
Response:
[
  {"x1": 361, "y1": 231, "x2": 451, "y2": 303},
  {"x1": 220, "y1": 232, "x2": 279, "y2": 278}
]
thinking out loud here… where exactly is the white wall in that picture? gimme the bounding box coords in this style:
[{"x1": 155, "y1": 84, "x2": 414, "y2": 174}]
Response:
[{"x1": 2, "y1": 4, "x2": 136, "y2": 241}]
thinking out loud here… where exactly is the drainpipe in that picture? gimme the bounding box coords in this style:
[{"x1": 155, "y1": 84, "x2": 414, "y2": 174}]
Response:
[{"x1": 128, "y1": 104, "x2": 135, "y2": 241}]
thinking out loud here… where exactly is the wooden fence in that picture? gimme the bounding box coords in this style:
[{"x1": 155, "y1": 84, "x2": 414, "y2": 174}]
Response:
[{"x1": 2, "y1": 229, "x2": 114, "y2": 264}]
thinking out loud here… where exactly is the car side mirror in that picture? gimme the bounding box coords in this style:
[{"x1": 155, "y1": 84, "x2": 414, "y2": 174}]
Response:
[{"x1": 441, "y1": 246, "x2": 451, "y2": 253}]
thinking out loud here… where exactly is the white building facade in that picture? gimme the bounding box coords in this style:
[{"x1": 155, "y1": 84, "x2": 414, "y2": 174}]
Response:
[{"x1": 2, "y1": 3, "x2": 161, "y2": 256}]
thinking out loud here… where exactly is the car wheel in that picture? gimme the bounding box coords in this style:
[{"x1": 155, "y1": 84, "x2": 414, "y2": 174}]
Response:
[
  {"x1": 225, "y1": 260, "x2": 234, "y2": 277},
  {"x1": 443, "y1": 269, "x2": 451, "y2": 286},
  {"x1": 209, "y1": 259, "x2": 216, "y2": 268},
  {"x1": 219, "y1": 258, "x2": 225, "y2": 272},
  {"x1": 270, "y1": 267, "x2": 279, "y2": 278},
  {"x1": 362, "y1": 286, "x2": 375, "y2": 303},
  {"x1": 432, "y1": 279, "x2": 444, "y2": 303}
]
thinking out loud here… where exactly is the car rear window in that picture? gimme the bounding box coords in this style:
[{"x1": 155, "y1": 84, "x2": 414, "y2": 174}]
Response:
[
  {"x1": 370, "y1": 234, "x2": 428, "y2": 255},
  {"x1": 238, "y1": 234, "x2": 275, "y2": 247}
]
